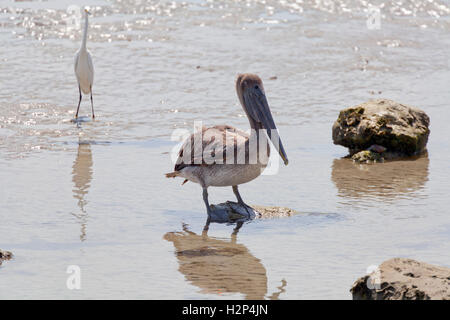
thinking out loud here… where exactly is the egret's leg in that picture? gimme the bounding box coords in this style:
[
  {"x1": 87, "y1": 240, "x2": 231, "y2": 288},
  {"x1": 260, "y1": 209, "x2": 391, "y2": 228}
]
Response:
[
  {"x1": 75, "y1": 86, "x2": 82, "y2": 118},
  {"x1": 90, "y1": 87, "x2": 95, "y2": 119},
  {"x1": 232, "y1": 185, "x2": 252, "y2": 216},
  {"x1": 202, "y1": 187, "x2": 212, "y2": 217}
]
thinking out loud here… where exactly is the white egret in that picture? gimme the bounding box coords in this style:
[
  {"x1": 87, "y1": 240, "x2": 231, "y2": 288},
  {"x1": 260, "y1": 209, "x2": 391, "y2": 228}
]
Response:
[{"x1": 74, "y1": 9, "x2": 95, "y2": 119}]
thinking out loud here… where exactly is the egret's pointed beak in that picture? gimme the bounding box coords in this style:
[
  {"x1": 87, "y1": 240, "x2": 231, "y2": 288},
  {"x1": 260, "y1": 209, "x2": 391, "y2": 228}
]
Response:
[{"x1": 243, "y1": 87, "x2": 289, "y2": 165}]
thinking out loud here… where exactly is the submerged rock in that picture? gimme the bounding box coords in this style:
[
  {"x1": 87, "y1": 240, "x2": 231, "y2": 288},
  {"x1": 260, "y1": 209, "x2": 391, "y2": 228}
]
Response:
[
  {"x1": 351, "y1": 258, "x2": 450, "y2": 300},
  {"x1": 208, "y1": 201, "x2": 295, "y2": 223},
  {"x1": 209, "y1": 201, "x2": 257, "y2": 223},
  {"x1": 0, "y1": 249, "x2": 13, "y2": 266},
  {"x1": 252, "y1": 205, "x2": 296, "y2": 218},
  {"x1": 333, "y1": 99, "x2": 430, "y2": 158}
]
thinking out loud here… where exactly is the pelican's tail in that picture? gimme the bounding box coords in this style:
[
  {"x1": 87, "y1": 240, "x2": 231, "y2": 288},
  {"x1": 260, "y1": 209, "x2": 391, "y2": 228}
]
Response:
[
  {"x1": 165, "y1": 171, "x2": 189, "y2": 185},
  {"x1": 165, "y1": 171, "x2": 180, "y2": 178}
]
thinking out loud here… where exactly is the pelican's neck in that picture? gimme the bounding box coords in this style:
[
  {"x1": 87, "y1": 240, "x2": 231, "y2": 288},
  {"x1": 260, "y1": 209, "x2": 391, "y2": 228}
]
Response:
[
  {"x1": 249, "y1": 117, "x2": 261, "y2": 135},
  {"x1": 246, "y1": 111, "x2": 269, "y2": 164},
  {"x1": 246, "y1": 113, "x2": 265, "y2": 146},
  {"x1": 242, "y1": 103, "x2": 261, "y2": 133},
  {"x1": 81, "y1": 13, "x2": 89, "y2": 50},
  {"x1": 238, "y1": 90, "x2": 263, "y2": 137}
]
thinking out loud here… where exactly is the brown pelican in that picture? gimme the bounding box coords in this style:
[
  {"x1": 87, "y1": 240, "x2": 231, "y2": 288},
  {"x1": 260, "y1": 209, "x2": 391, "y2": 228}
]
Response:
[{"x1": 166, "y1": 74, "x2": 288, "y2": 216}]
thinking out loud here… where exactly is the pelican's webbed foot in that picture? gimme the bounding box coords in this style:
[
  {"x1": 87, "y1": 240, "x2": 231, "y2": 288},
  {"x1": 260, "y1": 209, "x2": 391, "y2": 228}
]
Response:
[
  {"x1": 241, "y1": 203, "x2": 254, "y2": 218},
  {"x1": 232, "y1": 185, "x2": 254, "y2": 218}
]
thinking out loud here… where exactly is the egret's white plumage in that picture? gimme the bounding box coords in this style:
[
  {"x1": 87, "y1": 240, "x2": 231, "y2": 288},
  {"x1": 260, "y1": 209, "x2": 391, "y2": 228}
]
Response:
[{"x1": 74, "y1": 9, "x2": 95, "y2": 118}]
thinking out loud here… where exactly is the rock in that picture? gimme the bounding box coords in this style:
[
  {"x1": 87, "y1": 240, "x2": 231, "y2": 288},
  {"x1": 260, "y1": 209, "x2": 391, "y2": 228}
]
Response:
[
  {"x1": 367, "y1": 144, "x2": 387, "y2": 153},
  {"x1": 333, "y1": 99, "x2": 430, "y2": 157},
  {"x1": 352, "y1": 145, "x2": 403, "y2": 163},
  {"x1": 351, "y1": 150, "x2": 383, "y2": 163},
  {"x1": 0, "y1": 249, "x2": 13, "y2": 266},
  {"x1": 209, "y1": 201, "x2": 257, "y2": 223},
  {"x1": 351, "y1": 258, "x2": 450, "y2": 300},
  {"x1": 208, "y1": 201, "x2": 295, "y2": 223},
  {"x1": 252, "y1": 205, "x2": 296, "y2": 219}
]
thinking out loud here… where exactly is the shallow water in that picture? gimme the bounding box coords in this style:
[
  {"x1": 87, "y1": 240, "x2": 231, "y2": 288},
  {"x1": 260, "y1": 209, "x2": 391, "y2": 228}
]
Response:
[{"x1": 0, "y1": 0, "x2": 450, "y2": 299}]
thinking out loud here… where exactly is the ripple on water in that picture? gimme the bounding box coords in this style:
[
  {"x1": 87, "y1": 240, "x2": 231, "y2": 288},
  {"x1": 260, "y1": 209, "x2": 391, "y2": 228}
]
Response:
[{"x1": 0, "y1": 103, "x2": 116, "y2": 158}]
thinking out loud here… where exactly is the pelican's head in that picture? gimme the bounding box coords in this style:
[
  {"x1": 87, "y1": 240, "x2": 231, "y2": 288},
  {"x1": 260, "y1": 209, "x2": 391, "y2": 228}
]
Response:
[
  {"x1": 84, "y1": 8, "x2": 91, "y2": 16},
  {"x1": 236, "y1": 73, "x2": 288, "y2": 166}
]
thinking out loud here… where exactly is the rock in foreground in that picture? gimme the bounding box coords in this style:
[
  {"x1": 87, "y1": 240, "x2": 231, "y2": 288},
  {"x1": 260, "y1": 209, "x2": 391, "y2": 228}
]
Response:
[
  {"x1": 333, "y1": 99, "x2": 430, "y2": 158},
  {"x1": 0, "y1": 249, "x2": 13, "y2": 266},
  {"x1": 351, "y1": 258, "x2": 450, "y2": 300}
]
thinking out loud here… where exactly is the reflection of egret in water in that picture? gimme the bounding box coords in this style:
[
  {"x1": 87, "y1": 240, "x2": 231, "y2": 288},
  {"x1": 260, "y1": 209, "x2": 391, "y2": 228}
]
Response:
[
  {"x1": 71, "y1": 141, "x2": 93, "y2": 241},
  {"x1": 164, "y1": 222, "x2": 286, "y2": 300},
  {"x1": 331, "y1": 155, "x2": 429, "y2": 200}
]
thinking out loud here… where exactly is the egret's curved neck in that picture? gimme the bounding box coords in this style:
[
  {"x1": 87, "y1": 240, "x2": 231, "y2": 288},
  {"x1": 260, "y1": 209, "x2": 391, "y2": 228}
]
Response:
[{"x1": 81, "y1": 14, "x2": 89, "y2": 50}]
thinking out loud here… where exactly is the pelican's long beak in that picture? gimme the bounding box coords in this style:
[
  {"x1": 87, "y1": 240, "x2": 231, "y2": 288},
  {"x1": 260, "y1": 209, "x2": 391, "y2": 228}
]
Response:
[
  {"x1": 243, "y1": 87, "x2": 289, "y2": 165},
  {"x1": 84, "y1": 9, "x2": 91, "y2": 15}
]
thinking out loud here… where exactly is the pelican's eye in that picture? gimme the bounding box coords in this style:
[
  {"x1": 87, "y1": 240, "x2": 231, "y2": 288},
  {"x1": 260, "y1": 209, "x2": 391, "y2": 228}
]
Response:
[{"x1": 254, "y1": 85, "x2": 259, "y2": 90}]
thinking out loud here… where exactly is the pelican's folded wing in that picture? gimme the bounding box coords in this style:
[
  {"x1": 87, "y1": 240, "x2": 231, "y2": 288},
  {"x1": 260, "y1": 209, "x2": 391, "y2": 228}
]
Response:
[{"x1": 174, "y1": 125, "x2": 249, "y2": 171}]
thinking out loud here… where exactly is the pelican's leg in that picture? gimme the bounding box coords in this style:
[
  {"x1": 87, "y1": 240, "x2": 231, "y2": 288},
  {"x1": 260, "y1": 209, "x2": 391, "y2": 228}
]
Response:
[
  {"x1": 232, "y1": 221, "x2": 244, "y2": 236},
  {"x1": 202, "y1": 216, "x2": 211, "y2": 235},
  {"x1": 232, "y1": 185, "x2": 252, "y2": 216},
  {"x1": 202, "y1": 187, "x2": 212, "y2": 217},
  {"x1": 75, "y1": 85, "x2": 82, "y2": 118},
  {"x1": 90, "y1": 87, "x2": 95, "y2": 119}
]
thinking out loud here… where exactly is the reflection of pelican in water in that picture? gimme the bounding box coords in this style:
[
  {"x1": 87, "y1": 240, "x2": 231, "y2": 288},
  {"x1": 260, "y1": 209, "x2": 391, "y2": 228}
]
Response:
[
  {"x1": 164, "y1": 222, "x2": 286, "y2": 300},
  {"x1": 331, "y1": 155, "x2": 429, "y2": 200},
  {"x1": 71, "y1": 141, "x2": 93, "y2": 241}
]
